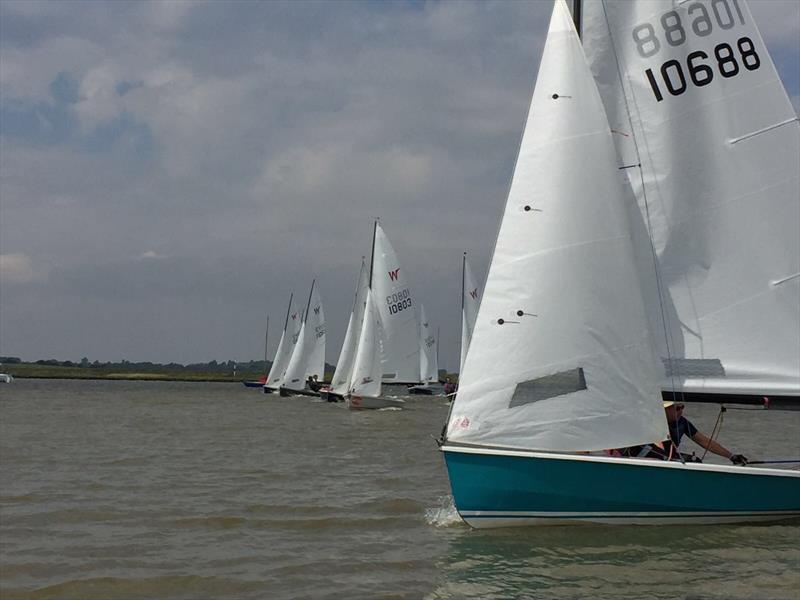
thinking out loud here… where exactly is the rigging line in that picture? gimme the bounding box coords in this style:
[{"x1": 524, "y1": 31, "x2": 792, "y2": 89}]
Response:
[
  {"x1": 600, "y1": 0, "x2": 681, "y2": 403},
  {"x1": 772, "y1": 273, "x2": 800, "y2": 287},
  {"x1": 700, "y1": 405, "x2": 726, "y2": 462}
]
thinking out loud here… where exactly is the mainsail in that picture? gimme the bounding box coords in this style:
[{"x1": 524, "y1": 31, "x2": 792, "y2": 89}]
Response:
[
  {"x1": 283, "y1": 280, "x2": 325, "y2": 391},
  {"x1": 370, "y1": 223, "x2": 421, "y2": 383},
  {"x1": 349, "y1": 288, "x2": 383, "y2": 397},
  {"x1": 459, "y1": 253, "x2": 480, "y2": 376},
  {"x1": 266, "y1": 293, "x2": 302, "y2": 388},
  {"x1": 446, "y1": 0, "x2": 667, "y2": 452},
  {"x1": 419, "y1": 304, "x2": 438, "y2": 384},
  {"x1": 582, "y1": 0, "x2": 800, "y2": 399},
  {"x1": 330, "y1": 258, "x2": 369, "y2": 395}
]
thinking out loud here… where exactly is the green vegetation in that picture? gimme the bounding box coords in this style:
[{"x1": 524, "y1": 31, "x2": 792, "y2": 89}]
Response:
[{"x1": 0, "y1": 356, "x2": 338, "y2": 383}]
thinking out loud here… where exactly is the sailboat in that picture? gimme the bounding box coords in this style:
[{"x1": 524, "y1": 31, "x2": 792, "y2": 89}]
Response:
[
  {"x1": 459, "y1": 252, "x2": 481, "y2": 378},
  {"x1": 408, "y1": 304, "x2": 441, "y2": 395},
  {"x1": 263, "y1": 294, "x2": 302, "y2": 393},
  {"x1": 322, "y1": 258, "x2": 369, "y2": 402},
  {"x1": 279, "y1": 280, "x2": 327, "y2": 397},
  {"x1": 346, "y1": 221, "x2": 407, "y2": 410},
  {"x1": 243, "y1": 314, "x2": 270, "y2": 388},
  {"x1": 371, "y1": 222, "x2": 422, "y2": 386},
  {"x1": 440, "y1": 0, "x2": 799, "y2": 527}
]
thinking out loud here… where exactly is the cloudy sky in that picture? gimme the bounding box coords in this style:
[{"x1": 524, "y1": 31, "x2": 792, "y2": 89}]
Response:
[{"x1": 1, "y1": 0, "x2": 798, "y2": 370}]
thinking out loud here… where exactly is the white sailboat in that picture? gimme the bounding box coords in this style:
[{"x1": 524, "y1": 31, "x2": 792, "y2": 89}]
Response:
[
  {"x1": 459, "y1": 252, "x2": 481, "y2": 377},
  {"x1": 370, "y1": 222, "x2": 421, "y2": 385},
  {"x1": 346, "y1": 222, "x2": 406, "y2": 410},
  {"x1": 323, "y1": 258, "x2": 369, "y2": 402},
  {"x1": 408, "y1": 304, "x2": 442, "y2": 395},
  {"x1": 441, "y1": 0, "x2": 799, "y2": 527},
  {"x1": 280, "y1": 280, "x2": 326, "y2": 397},
  {"x1": 263, "y1": 293, "x2": 302, "y2": 393}
]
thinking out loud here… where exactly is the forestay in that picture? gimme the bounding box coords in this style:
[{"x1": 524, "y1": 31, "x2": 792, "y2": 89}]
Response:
[
  {"x1": 266, "y1": 294, "x2": 302, "y2": 388},
  {"x1": 349, "y1": 289, "x2": 383, "y2": 397},
  {"x1": 330, "y1": 259, "x2": 369, "y2": 395},
  {"x1": 460, "y1": 254, "x2": 481, "y2": 376},
  {"x1": 371, "y1": 223, "x2": 421, "y2": 383},
  {"x1": 446, "y1": 0, "x2": 667, "y2": 452},
  {"x1": 582, "y1": 0, "x2": 800, "y2": 397},
  {"x1": 419, "y1": 304, "x2": 438, "y2": 384}
]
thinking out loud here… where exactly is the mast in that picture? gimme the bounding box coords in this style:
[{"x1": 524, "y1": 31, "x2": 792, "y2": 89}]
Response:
[
  {"x1": 461, "y1": 252, "x2": 466, "y2": 311},
  {"x1": 571, "y1": 0, "x2": 582, "y2": 39},
  {"x1": 264, "y1": 315, "x2": 269, "y2": 375},
  {"x1": 283, "y1": 293, "x2": 293, "y2": 331},
  {"x1": 303, "y1": 280, "x2": 315, "y2": 323},
  {"x1": 368, "y1": 220, "x2": 378, "y2": 289}
]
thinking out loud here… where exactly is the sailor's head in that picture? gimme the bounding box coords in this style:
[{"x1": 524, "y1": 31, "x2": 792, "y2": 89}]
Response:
[{"x1": 663, "y1": 400, "x2": 685, "y2": 422}]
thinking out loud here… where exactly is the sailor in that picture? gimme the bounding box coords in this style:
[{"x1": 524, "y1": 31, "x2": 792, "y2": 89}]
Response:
[{"x1": 628, "y1": 401, "x2": 749, "y2": 465}]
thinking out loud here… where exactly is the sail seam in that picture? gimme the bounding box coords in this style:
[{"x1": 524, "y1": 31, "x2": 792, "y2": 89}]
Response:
[{"x1": 729, "y1": 117, "x2": 800, "y2": 145}]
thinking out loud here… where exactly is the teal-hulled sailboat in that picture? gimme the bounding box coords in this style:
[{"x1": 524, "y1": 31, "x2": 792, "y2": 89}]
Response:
[{"x1": 441, "y1": 0, "x2": 799, "y2": 527}]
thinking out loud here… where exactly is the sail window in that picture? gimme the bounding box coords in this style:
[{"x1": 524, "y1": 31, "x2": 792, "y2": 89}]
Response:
[
  {"x1": 382, "y1": 373, "x2": 397, "y2": 379},
  {"x1": 662, "y1": 358, "x2": 725, "y2": 379},
  {"x1": 509, "y1": 368, "x2": 587, "y2": 408}
]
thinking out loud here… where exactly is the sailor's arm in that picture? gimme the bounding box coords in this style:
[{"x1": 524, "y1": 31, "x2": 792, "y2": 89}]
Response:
[{"x1": 690, "y1": 431, "x2": 747, "y2": 464}]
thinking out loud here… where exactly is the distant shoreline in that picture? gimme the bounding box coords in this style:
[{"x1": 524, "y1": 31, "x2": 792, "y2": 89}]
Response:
[{"x1": 1, "y1": 365, "x2": 263, "y2": 383}]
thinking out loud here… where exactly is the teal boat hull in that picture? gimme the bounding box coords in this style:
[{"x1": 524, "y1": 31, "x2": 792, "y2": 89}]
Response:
[{"x1": 442, "y1": 446, "x2": 800, "y2": 527}]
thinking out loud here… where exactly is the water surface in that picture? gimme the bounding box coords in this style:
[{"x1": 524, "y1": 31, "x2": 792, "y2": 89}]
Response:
[{"x1": 1, "y1": 379, "x2": 797, "y2": 599}]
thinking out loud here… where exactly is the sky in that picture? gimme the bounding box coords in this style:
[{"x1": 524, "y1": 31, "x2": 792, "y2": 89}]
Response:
[{"x1": 1, "y1": 0, "x2": 798, "y2": 371}]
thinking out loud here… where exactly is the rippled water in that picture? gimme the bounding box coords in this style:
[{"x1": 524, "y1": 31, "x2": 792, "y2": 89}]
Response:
[{"x1": 1, "y1": 379, "x2": 798, "y2": 599}]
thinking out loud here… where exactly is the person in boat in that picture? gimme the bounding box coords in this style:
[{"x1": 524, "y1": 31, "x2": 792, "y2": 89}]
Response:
[
  {"x1": 443, "y1": 377, "x2": 456, "y2": 396},
  {"x1": 625, "y1": 401, "x2": 748, "y2": 465},
  {"x1": 307, "y1": 375, "x2": 322, "y2": 393}
]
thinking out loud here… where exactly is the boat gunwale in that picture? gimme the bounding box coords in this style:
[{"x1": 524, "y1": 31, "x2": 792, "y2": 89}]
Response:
[{"x1": 440, "y1": 444, "x2": 800, "y2": 478}]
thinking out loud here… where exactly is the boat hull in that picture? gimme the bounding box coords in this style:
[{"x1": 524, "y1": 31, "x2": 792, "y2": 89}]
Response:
[
  {"x1": 279, "y1": 387, "x2": 320, "y2": 398},
  {"x1": 442, "y1": 446, "x2": 800, "y2": 528},
  {"x1": 319, "y1": 389, "x2": 344, "y2": 402},
  {"x1": 242, "y1": 380, "x2": 266, "y2": 388},
  {"x1": 346, "y1": 395, "x2": 405, "y2": 410},
  {"x1": 408, "y1": 383, "x2": 443, "y2": 396}
]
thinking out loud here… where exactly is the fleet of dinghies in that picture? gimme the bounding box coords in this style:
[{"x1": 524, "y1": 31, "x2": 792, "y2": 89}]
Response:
[
  {"x1": 440, "y1": 0, "x2": 799, "y2": 527},
  {"x1": 265, "y1": 221, "x2": 449, "y2": 410}
]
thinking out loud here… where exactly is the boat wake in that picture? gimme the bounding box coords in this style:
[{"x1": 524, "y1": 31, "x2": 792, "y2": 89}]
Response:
[{"x1": 425, "y1": 495, "x2": 462, "y2": 528}]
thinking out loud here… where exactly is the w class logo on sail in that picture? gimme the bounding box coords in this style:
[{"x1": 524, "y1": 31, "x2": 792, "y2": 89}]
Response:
[
  {"x1": 469, "y1": 288, "x2": 479, "y2": 300},
  {"x1": 388, "y1": 268, "x2": 400, "y2": 281}
]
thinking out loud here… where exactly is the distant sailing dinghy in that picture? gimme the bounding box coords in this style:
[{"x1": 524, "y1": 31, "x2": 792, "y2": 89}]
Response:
[
  {"x1": 371, "y1": 222, "x2": 421, "y2": 386},
  {"x1": 408, "y1": 305, "x2": 441, "y2": 395},
  {"x1": 322, "y1": 258, "x2": 369, "y2": 403},
  {"x1": 441, "y1": 0, "x2": 799, "y2": 527},
  {"x1": 280, "y1": 280, "x2": 326, "y2": 398},
  {"x1": 263, "y1": 294, "x2": 302, "y2": 394},
  {"x1": 346, "y1": 222, "x2": 406, "y2": 410}
]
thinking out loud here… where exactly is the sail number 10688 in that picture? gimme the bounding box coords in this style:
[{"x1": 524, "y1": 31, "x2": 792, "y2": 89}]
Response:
[
  {"x1": 644, "y1": 37, "x2": 760, "y2": 102},
  {"x1": 631, "y1": 0, "x2": 761, "y2": 102}
]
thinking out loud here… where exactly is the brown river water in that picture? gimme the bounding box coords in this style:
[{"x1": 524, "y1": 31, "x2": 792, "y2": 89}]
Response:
[{"x1": 1, "y1": 379, "x2": 798, "y2": 599}]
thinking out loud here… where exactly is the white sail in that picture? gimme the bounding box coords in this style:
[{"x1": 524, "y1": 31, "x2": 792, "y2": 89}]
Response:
[
  {"x1": 419, "y1": 304, "x2": 438, "y2": 383},
  {"x1": 283, "y1": 281, "x2": 324, "y2": 391},
  {"x1": 371, "y1": 223, "x2": 421, "y2": 383},
  {"x1": 330, "y1": 259, "x2": 369, "y2": 395},
  {"x1": 266, "y1": 294, "x2": 302, "y2": 387},
  {"x1": 305, "y1": 286, "x2": 326, "y2": 381},
  {"x1": 583, "y1": 0, "x2": 800, "y2": 397},
  {"x1": 459, "y1": 253, "x2": 481, "y2": 376},
  {"x1": 446, "y1": 0, "x2": 667, "y2": 452},
  {"x1": 349, "y1": 288, "x2": 383, "y2": 397}
]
